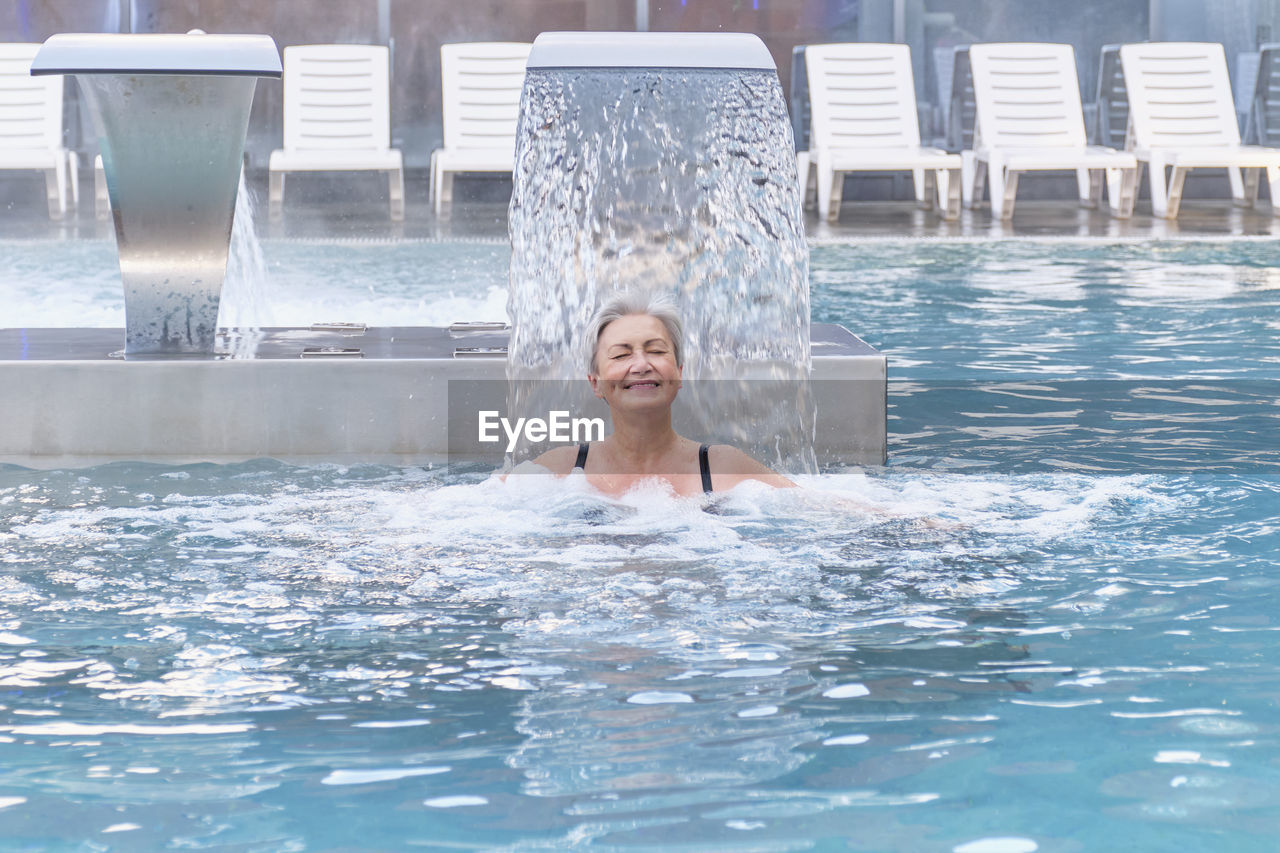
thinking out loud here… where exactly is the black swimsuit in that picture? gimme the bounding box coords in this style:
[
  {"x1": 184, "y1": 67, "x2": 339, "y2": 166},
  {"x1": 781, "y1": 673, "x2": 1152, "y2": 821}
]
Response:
[{"x1": 574, "y1": 443, "x2": 714, "y2": 494}]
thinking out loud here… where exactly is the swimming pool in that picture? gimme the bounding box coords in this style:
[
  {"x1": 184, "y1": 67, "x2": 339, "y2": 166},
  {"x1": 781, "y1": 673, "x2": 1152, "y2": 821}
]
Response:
[{"x1": 2, "y1": 237, "x2": 1278, "y2": 850}]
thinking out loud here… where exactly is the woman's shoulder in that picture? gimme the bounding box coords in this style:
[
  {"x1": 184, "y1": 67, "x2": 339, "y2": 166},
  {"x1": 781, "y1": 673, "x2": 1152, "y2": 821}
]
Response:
[
  {"x1": 531, "y1": 443, "x2": 582, "y2": 476},
  {"x1": 706, "y1": 444, "x2": 796, "y2": 489}
]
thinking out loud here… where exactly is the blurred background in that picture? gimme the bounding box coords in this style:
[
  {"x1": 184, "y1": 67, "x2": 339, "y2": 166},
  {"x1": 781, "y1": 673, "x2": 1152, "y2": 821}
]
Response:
[
  {"x1": 6, "y1": 0, "x2": 1280, "y2": 215},
  {"x1": 6, "y1": 0, "x2": 1276, "y2": 168}
]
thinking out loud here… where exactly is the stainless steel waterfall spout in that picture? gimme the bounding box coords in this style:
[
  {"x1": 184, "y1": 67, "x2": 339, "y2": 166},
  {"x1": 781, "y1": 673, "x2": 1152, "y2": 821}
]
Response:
[{"x1": 31, "y1": 33, "x2": 281, "y2": 355}]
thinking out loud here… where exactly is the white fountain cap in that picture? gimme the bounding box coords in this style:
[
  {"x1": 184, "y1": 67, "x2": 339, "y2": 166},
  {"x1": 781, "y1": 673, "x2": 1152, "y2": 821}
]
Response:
[
  {"x1": 526, "y1": 32, "x2": 775, "y2": 71},
  {"x1": 30, "y1": 32, "x2": 281, "y2": 77}
]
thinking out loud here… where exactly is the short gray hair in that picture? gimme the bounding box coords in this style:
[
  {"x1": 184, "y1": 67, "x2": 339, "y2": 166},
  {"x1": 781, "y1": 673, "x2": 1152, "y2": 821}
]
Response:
[{"x1": 586, "y1": 291, "x2": 684, "y2": 375}]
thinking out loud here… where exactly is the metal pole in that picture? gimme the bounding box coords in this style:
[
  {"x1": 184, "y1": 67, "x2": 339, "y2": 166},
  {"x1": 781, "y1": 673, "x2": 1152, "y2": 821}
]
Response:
[
  {"x1": 377, "y1": 0, "x2": 391, "y2": 44},
  {"x1": 636, "y1": 0, "x2": 649, "y2": 32}
]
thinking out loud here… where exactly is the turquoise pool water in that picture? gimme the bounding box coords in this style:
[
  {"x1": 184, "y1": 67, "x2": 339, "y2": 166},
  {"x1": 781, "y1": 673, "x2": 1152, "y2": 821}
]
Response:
[{"x1": 2, "y1": 239, "x2": 1279, "y2": 851}]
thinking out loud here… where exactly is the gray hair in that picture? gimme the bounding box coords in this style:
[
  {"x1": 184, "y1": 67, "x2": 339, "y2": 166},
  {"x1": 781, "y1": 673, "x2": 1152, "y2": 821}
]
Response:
[{"x1": 586, "y1": 291, "x2": 684, "y2": 375}]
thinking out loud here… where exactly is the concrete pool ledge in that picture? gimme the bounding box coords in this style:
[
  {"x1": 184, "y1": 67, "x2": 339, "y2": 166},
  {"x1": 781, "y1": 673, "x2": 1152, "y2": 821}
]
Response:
[{"x1": 0, "y1": 324, "x2": 886, "y2": 469}]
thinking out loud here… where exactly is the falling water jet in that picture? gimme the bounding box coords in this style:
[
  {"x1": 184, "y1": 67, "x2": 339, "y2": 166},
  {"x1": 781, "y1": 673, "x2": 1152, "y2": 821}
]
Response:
[{"x1": 508, "y1": 33, "x2": 818, "y2": 471}]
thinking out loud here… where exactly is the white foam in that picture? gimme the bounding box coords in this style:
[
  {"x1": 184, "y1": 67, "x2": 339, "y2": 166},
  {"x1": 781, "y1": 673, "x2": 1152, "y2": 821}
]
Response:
[
  {"x1": 423, "y1": 795, "x2": 488, "y2": 808},
  {"x1": 823, "y1": 683, "x2": 870, "y2": 699},
  {"x1": 953, "y1": 838, "x2": 1038, "y2": 853},
  {"x1": 322, "y1": 766, "x2": 450, "y2": 785},
  {"x1": 626, "y1": 691, "x2": 694, "y2": 705},
  {"x1": 823, "y1": 734, "x2": 870, "y2": 745}
]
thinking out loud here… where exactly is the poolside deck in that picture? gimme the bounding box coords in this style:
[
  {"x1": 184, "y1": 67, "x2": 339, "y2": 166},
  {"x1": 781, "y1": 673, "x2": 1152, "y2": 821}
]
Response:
[{"x1": 2, "y1": 170, "x2": 1280, "y2": 243}]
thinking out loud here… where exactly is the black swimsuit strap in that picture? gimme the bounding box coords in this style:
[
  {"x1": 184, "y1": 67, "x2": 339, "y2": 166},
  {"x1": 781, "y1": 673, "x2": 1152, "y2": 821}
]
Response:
[{"x1": 575, "y1": 442, "x2": 589, "y2": 471}]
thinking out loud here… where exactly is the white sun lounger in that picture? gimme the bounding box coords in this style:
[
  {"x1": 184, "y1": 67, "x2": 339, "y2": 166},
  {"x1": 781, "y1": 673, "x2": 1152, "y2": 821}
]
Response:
[
  {"x1": 430, "y1": 42, "x2": 530, "y2": 215},
  {"x1": 1244, "y1": 42, "x2": 1280, "y2": 146},
  {"x1": 1093, "y1": 44, "x2": 1129, "y2": 149},
  {"x1": 0, "y1": 43, "x2": 77, "y2": 219},
  {"x1": 1122, "y1": 41, "x2": 1280, "y2": 218},
  {"x1": 804, "y1": 43, "x2": 961, "y2": 221},
  {"x1": 967, "y1": 42, "x2": 1137, "y2": 219},
  {"x1": 268, "y1": 44, "x2": 404, "y2": 220}
]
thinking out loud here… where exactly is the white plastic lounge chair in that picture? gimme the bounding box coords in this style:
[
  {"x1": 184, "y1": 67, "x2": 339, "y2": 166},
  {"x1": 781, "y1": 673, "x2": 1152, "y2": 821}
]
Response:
[
  {"x1": 1121, "y1": 41, "x2": 1280, "y2": 218},
  {"x1": 1246, "y1": 42, "x2": 1280, "y2": 146},
  {"x1": 0, "y1": 43, "x2": 77, "y2": 219},
  {"x1": 1234, "y1": 51, "x2": 1260, "y2": 134},
  {"x1": 804, "y1": 43, "x2": 961, "y2": 221},
  {"x1": 268, "y1": 44, "x2": 404, "y2": 220},
  {"x1": 944, "y1": 46, "x2": 979, "y2": 206},
  {"x1": 791, "y1": 46, "x2": 816, "y2": 207},
  {"x1": 966, "y1": 43, "x2": 1137, "y2": 219},
  {"x1": 430, "y1": 42, "x2": 530, "y2": 215},
  {"x1": 1093, "y1": 44, "x2": 1128, "y2": 149}
]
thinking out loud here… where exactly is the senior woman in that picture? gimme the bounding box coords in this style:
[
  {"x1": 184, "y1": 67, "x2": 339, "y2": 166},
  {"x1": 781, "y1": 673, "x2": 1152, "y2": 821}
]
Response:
[{"x1": 532, "y1": 292, "x2": 794, "y2": 496}]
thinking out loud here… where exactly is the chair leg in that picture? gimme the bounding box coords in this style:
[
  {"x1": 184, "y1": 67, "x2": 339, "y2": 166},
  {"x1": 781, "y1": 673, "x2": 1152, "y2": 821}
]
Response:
[
  {"x1": 1106, "y1": 167, "x2": 1136, "y2": 218},
  {"x1": 803, "y1": 155, "x2": 817, "y2": 210},
  {"x1": 429, "y1": 150, "x2": 438, "y2": 212},
  {"x1": 1268, "y1": 166, "x2": 1280, "y2": 216},
  {"x1": 1165, "y1": 166, "x2": 1189, "y2": 219},
  {"x1": 939, "y1": 167, "x2": 961, "y2": 220},
  {"x1": 1148, "y1": 158, "x2": 1170, "y2": 218},
  {"x1": 816, "y1": 151, "x2": 841, "y2": 222},
  {"x1": 967, "y1": 156, "x2": 987, "y2": 210},
  {"x1": 916, "y1": 169, "x2": 935, "y2": 211},
  {"x1": 1243, "y1": 167, "x2": 1261, "y2": 205},
  {"x1": 1229, "y1": 166, "x2": 1248, "y2": 206},
  {"x1": 435, "y1": 167, "x2": 455, "y2": 217},
  {"x1": 961, "y1": 150, "x2": 977, "y2": 208},
  {"x1": 269, "y1": 169, "x2": 284, "y2": 219},
  {"x1": 43, "y1": 163, "x2": 66, "y2": 220},
  {"x1": 990, "y1": 164, "x2": 1017, "y2": 220},
  {"x1": 94, "y1": 158, "x2": 110, "y2": 220},
  {"x1": 388, "y1": 167, "x2": 405, "y2": 221},
  {"x1": 66, "y1": 152, "x2": 79, "y2": 208},
  {"x1": 796, "y1": 151, "x2": 811, "y2": 208},
  {"x1": 1076, "y1": 168, "x2": 1097, "y2": 209},
  {"x1": 1082, "y1": 169, "x2": 1102, "y2": 209}
]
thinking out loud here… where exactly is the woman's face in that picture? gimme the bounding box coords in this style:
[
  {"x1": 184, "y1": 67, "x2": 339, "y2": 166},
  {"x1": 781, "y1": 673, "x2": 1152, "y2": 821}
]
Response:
[{"x1": 589, "y1": 314, "x2": 682, "y2": 409}]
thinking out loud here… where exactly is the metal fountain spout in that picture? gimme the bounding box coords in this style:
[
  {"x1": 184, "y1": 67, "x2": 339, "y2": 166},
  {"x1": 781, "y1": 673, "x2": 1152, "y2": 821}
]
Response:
[{"x1": 32, "y1": 31, "x2": 281, "y2": 356}]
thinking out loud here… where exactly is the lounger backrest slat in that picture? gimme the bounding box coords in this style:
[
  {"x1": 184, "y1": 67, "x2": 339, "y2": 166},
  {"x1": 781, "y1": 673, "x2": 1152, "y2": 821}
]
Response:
[
  {"x1": 0, "y1": 43, "x2": 63, "y2": 151},
  {"x1": 282, "y1": 44, "x2": 390, "y2": 152},
  {"x1": 969, "y1": 43, "x2": 1087, "y2": 149},
  {"x1": 1120, "y1": 42, "x2": 1240, "y2": 149},
  {"x1": 805, "y1": 43, "x2": 921, "y2": 151},
  {"x1": 441, "y1": 42, "x2": 530, "y2": 152}
]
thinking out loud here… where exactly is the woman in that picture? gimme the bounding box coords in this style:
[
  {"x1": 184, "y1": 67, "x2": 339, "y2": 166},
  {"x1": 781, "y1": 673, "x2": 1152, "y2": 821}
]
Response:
[{"x1": 532, "y1": 292, "x2": 795, "y2": 497}]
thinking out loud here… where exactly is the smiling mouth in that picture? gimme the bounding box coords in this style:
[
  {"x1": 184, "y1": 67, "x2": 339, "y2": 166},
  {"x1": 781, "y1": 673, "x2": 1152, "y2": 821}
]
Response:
[{"x1": 623, "y1": 380, "x2": 660, "y2": 389}]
